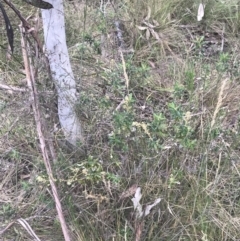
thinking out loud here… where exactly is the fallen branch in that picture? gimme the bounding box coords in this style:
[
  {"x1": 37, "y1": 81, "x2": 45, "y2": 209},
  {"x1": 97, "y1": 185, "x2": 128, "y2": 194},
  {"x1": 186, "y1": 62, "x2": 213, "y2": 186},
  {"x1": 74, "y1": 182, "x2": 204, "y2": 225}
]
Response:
[
  {"x1": 20, "y1": 24, "x2": 71, "y2": 241},
  {"x1": 0, "y1": 83, "x2": 27, "y2": 92}
]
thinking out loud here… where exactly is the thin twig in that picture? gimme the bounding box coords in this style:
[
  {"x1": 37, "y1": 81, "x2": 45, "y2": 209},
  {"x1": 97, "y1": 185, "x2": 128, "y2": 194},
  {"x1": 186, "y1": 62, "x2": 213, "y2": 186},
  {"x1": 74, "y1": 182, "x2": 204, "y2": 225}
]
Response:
[
  {"x1": 17, "y1": 218, "x2": 41, "y2": 241},
  {"x1": 0, "y1": 218, "x2": 42, "y2": 241},
  {"x1": 0, "y1": 83, "x2": 27, "y2": 92},
  {"x1": 0, "y1": 221, "x2": 15, "y2": 235},
  {"x1": 115, "y1": 97, "x2": 126, "y2": 111},
  {"x1": 120, "y1": 50, "x2": 129, "y2": 92}
]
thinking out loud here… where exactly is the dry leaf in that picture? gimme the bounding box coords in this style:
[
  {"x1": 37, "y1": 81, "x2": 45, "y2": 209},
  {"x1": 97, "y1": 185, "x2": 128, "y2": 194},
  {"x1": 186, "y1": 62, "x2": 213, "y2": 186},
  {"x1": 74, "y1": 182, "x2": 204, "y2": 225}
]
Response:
[
  {"x1": 152, "y1": 19, "x2": 159, "y2": 27},
  {"x1": 145, "y1": 6, "x2": 151, "y2": 21},
  {"x1": 146, "y1": 29, "x2": 150, "y2": 40},
  {"x1": 197, "y1": 3, "x2": 205, "y2": 21},
  {"x1": 131, "y1": 187, "x2": 143, "y2": 218},
  {"x1": 119, "y1": 184, "x2": 138, "y2": 200},
  {"x1": 136, "y1": 25, "x2": 148, "y2": 31},
  {"x1": 144, "y1": 198, "x2": 161, "y2": 216},
  {"x1": 142, "y1": 20, "x2": 155, "y2": 29}
]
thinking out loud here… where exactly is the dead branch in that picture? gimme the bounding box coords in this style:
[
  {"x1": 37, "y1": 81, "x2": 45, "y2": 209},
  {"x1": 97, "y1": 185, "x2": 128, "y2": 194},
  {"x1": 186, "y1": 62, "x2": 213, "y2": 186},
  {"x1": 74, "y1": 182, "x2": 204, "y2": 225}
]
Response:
[
  {"x1": 0, "y1": 83, "x2": 27, "y2": 92},
  {"x1": 20, "y1": 25, "x2": 71, "y2": 241}
]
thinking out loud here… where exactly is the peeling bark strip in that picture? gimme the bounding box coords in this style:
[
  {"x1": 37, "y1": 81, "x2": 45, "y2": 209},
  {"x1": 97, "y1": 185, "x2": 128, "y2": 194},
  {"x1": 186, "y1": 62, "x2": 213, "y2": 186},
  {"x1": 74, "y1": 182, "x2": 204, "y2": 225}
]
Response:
[
  {"x1": 41, "y1": 0, "x2": 83, "y2": 146},
  {"x1": 3, "y1": 0, "x2": 44, "y2": 51},
  {"x1": 23, "y1": 0, "x2": 53, "y2": 9},
  {"x1": 0, "y1": 1, "x2": 14, "y2": 52}
]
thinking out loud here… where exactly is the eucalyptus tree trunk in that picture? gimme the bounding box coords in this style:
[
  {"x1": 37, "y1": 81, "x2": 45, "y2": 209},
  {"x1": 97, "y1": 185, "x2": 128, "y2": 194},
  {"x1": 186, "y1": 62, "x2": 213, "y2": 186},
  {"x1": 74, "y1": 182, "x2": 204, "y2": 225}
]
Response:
[{"x1": 41, "y1": 0, "x2": 83, "y2": 146}]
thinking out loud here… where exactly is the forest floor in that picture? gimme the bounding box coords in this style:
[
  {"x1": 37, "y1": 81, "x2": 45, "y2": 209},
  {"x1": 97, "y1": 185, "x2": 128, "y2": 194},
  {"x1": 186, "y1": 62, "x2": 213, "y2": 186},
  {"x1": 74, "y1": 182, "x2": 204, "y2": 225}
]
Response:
[{"x1": 1, "y1": 0, "x2": 240, "y2": 240}]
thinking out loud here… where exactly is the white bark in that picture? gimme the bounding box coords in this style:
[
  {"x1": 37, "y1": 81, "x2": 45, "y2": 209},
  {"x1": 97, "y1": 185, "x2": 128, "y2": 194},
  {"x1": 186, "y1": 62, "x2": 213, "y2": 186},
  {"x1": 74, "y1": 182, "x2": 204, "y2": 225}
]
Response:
[{"x1": 41, "y1": 0, "x2": 82, "y2": 146}]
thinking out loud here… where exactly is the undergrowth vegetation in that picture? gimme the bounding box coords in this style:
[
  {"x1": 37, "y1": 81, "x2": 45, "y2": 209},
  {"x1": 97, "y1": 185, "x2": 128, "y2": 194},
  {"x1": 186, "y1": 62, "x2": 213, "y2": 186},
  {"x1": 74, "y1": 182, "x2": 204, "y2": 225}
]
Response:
[{"x1": 1, "y1": 0, "x2": 240, "y2": 240}]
